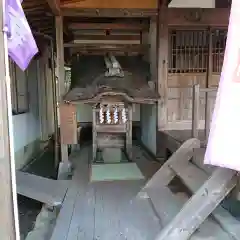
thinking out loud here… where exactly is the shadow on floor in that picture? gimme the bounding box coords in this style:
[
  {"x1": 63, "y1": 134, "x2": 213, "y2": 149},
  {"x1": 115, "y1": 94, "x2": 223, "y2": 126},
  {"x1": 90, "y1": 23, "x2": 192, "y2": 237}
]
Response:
[{"x1": 18, "y1": 145, "x2": 57, "y2": 239}]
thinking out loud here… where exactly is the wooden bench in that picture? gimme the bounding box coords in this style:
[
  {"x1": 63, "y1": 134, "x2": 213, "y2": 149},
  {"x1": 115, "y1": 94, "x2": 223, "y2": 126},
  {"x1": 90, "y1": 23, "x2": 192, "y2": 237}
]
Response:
[
  {"x1": 16, "y1": 171, "x2": 69, "y2": 207},
  {"x1": 139, "y1": 138, "x2": 240, "y2": 240}
]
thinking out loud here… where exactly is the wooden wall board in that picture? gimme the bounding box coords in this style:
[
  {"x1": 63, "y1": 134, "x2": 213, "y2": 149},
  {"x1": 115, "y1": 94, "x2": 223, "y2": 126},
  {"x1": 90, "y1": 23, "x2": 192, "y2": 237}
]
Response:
[{"x1": 167, "y1": 8, "x2": 230, "y2": 27}]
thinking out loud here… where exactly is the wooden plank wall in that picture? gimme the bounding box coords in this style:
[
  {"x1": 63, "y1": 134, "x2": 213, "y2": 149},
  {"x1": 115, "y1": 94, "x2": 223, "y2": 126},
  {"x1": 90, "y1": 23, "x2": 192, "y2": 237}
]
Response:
[
  {"x1": 167, "y1": 74, "x2": 218, "y2": 130},
  {"x1": 158, "y1": 8, "x2": 229, "y2": 131}
]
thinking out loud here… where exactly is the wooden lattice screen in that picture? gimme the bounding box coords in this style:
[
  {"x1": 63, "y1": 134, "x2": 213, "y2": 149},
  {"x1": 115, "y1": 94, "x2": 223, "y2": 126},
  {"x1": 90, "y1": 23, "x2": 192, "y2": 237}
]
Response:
[
  {"x1": 212, "y1": 29, "x2": 227, "y2": 73},
  {"x1": 168, "y1": 28, "x2": 227, "y2": 74}
]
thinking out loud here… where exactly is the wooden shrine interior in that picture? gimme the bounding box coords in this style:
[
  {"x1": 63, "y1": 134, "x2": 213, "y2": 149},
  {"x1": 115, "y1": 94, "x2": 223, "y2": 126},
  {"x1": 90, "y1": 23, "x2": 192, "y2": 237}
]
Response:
[
  {"x1": 21, "y1": 0, "x2": 231, "y2": 158},
  {"x1": 6, "y1": 1, "x2": 240, "y2": 240}
]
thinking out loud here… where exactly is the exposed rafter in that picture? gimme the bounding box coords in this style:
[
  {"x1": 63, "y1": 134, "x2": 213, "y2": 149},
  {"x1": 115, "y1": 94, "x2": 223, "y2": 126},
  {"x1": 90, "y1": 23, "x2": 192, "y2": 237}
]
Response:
[{"x1": 46, "y1": 0, "x2": 61, "y2": 15}]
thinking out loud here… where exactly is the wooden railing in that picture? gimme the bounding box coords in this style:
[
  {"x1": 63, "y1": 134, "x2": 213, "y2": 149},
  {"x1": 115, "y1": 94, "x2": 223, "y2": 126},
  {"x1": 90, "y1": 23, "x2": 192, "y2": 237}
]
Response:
[{"x1": 191, "y1": 84, "x2": 218, "y2": 143}]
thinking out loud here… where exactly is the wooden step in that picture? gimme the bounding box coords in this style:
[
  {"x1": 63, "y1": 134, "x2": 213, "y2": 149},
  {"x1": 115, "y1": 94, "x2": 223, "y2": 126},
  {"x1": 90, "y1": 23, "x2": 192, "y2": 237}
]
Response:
[
  {"x1": 169, "y1": 162, "x2": 240, "y2": 240},
  {"x1": 145, "y1": 187, "x2": 233, "y2": 239},
  {"x1": 193, "y1": 148, "x2": 215, "y2": 175},
  {"x1": 169, "y1": 160, "x2": 208, "y2": 192},
  {"x1": 145, "y1": 187, "x2": 185, "y2": 227},
  {"x1": 143, "y1": 138, "x2": 201, "y2": 190},
  {"x1": 16, "y1": 171, "x2": 69, "y2": 207}
]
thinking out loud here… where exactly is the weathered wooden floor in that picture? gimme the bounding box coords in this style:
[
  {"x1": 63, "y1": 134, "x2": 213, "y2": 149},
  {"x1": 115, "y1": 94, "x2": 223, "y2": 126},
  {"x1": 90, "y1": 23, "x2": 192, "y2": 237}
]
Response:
[
  {"x1": 165, "y1": 130, "x2": 206, "y2": 152},
  {"x1": 51, "y1": 144, "x2": 161, "y2": 240}
]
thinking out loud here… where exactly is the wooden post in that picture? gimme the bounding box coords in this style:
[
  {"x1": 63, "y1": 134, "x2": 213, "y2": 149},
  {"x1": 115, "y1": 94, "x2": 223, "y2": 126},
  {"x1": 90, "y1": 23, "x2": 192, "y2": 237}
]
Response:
[
  {"x1": 157, "y1": 4, "x2": 168, "y2": 130},
  {"x1": 149, "y1": 17, "x2": 158, "y2": 83},
  {"x1": 126, "y1": 104, "x2": 133, "y2": 160},
  {"x1": 0, "y1": 0, "x2": 20, "y2": 238},
  {"x1": 192, "y1": 84, "x2": 200, "y2": 139},
  {"x1": 55, "y1": 16, "x2": 70, "y2": 178},
  {"x1": 50, "y1": 39, "x2": 60, "y2": 169},
  {"x1": 205, "y1": 29, "x2": 213, "y2": 139},
  {"x1": 38, "y1": 48, "x2": 49, "y2": 142},
  {"x1": 92, "y1": 106, "x2": 97, "y2": 162}
]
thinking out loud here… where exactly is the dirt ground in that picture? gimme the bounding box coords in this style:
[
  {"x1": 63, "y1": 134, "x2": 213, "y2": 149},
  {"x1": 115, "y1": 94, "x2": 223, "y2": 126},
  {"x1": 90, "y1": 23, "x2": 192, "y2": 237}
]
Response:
[{"x1": 18, "y1": 196, "x2": 43, "y2": 239}]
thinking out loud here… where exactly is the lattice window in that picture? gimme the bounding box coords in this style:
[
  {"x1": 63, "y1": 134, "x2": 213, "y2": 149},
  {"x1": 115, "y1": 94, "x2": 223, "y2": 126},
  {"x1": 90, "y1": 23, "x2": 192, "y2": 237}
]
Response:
[
  {"x1": 9, "y1": 59, "x2": 29, "y2": 115},
  {"x1": 168, "y1": 29, "x2": 208, "y2": 73},
  {"x1": 168, "y1": 28, "x2": 227, "y2": 74},
  {"x1": 212, "y1": 29, "x2": 227, "y2": 73}
]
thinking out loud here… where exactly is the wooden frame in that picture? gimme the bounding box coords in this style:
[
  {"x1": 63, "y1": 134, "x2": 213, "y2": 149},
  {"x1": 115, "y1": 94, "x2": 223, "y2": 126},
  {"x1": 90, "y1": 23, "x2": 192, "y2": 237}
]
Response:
[
  {"x1": 0, "y1": 0, "x2": 20, "y2": 238},
  {"x1": 60, "y1": 0, "x2": 158, "y2": 9},
  {"x1": 192, "y1": 84, "x2": 218, "y2": 142},
  {"x1": 167, "y1": 8, "x2": 230, "y2": 27},
  {"x1": 68, "y1": 22, "x2": 149, "y2": 31},
  {"x1": 61, "y1": 8, "x2": 158, "y2": 17},
  {"x1": 141, "y1": 139, "x2": 239, "y2": 240},
  {"x1": 160, "y1": 25, "x2": 227, "y2": 131},
  {"x1": 9, "y1": 60, "x2": 30, "y2": 115},
  {"x1": 157, "y1": 3, "x2": 168, "y2": 130},
  {"x1": 92, "y1": 102, "x2": 133, "y2": 162},
  {"x1": 37, "y1": 48, "x2": 50, "y2": 141},
  {"x1": 46, "y1": 0, "x2": 60, "y2": 15},
  {"x1": 55, "y1": 16, "x2": 70, "y2": 176}
]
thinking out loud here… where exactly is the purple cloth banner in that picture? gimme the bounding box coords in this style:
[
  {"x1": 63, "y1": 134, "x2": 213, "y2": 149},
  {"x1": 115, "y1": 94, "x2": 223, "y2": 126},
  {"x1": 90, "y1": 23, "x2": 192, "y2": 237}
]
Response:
[
  {"x1": 204, "y1": 0, "x2": 240, "y2": 171},
  {"x1": 4, "y1": 0, "x2": 38, "y2": 71}
]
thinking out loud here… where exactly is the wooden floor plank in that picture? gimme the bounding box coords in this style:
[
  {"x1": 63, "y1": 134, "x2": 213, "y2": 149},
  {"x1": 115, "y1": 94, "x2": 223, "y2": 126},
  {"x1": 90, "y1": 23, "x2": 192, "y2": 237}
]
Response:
[
  {"x1": 145, "y1": 188, "x2": 232, "y2": 240},
  {"x1": 94, "y1": 180, "x2": 160, "y2": 240},
  {"x1": 50, "y1": 147, "x2": 90, "y2": 240},
  {"x1": 145, "y1": 187, "x2": 186, "y2": 227},
  {"x1": 16, "y1": 171, "x2": 69, "y2": 207},
  {"x1": 50, "y1": 184, "x2": 79, "y2": 240},
  {"x1": 51, "y1": 144, "x2": 161, "y2": 240},
  {"x1": 132, "y1": 144, "x2": 161, "y2": 179},
  {"x1": 50, "y1": 143, "x2": 240, "y2": 240},
  {"x1": 67, "y1": 147, "x2": 95, "y2": 240},
  {"x1": 67, "y1": 186, "x2": 95, "y2": 240}
]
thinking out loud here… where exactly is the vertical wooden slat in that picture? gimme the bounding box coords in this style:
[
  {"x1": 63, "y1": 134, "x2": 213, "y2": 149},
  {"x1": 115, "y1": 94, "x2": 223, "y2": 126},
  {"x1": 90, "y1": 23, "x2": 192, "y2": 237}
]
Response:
[
  {"x1": 126, "y1": 105, "x2": 133, "y2": 160},
  {"x1": 158, "y1": 4, "x2": 168, "y2": 130},
  {"x1": 192, "y1": 84, "x2": 200, "y2": 139},
  {"x1": 149, "y1": 17, "x2": 158, "y2": 82},
  {"x1": 205, "y1": 29, "x2": 213, "y2": 139},
  {"x1": 0, "y1": 0, "x2": 19, "y2": 238},
  {"x1": 92, "y1": 106, "x2": 97, "y2": 162},
  {"x1": 56, "y1": 16, "x2": 69, "y2": 163},
  {"x1": 179, "y1": 88, "x2": 185, "y2": 120},
  {"x1": 38, "y1": 49, "x2": 49, "y2": 141}
]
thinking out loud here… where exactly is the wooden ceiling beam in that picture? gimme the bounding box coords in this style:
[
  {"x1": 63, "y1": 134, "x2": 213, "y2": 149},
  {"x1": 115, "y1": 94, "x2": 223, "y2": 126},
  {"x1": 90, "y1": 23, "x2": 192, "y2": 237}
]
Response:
[
  {"x1": 68, "y1": 22, "x2": 148, "y2": 31},
  {"x1": 64, "y1": 42, "x2": 148, "y2": 49},
  {"x1": 61, "y1": 8, "x2": 157, "y2": 17},
  {"x1": 46, "y1": 0, "x2": 61, "y2": 15},
  {"x1": 73, "y1": 34, "x2": 140, "y2": 40}
]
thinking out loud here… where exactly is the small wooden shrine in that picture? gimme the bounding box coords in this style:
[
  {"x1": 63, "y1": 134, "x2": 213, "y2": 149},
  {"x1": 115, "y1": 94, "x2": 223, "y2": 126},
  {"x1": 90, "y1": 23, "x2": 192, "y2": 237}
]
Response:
[{"x1": 63, "y1": 54, "x2": 158, "y2": 163}]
